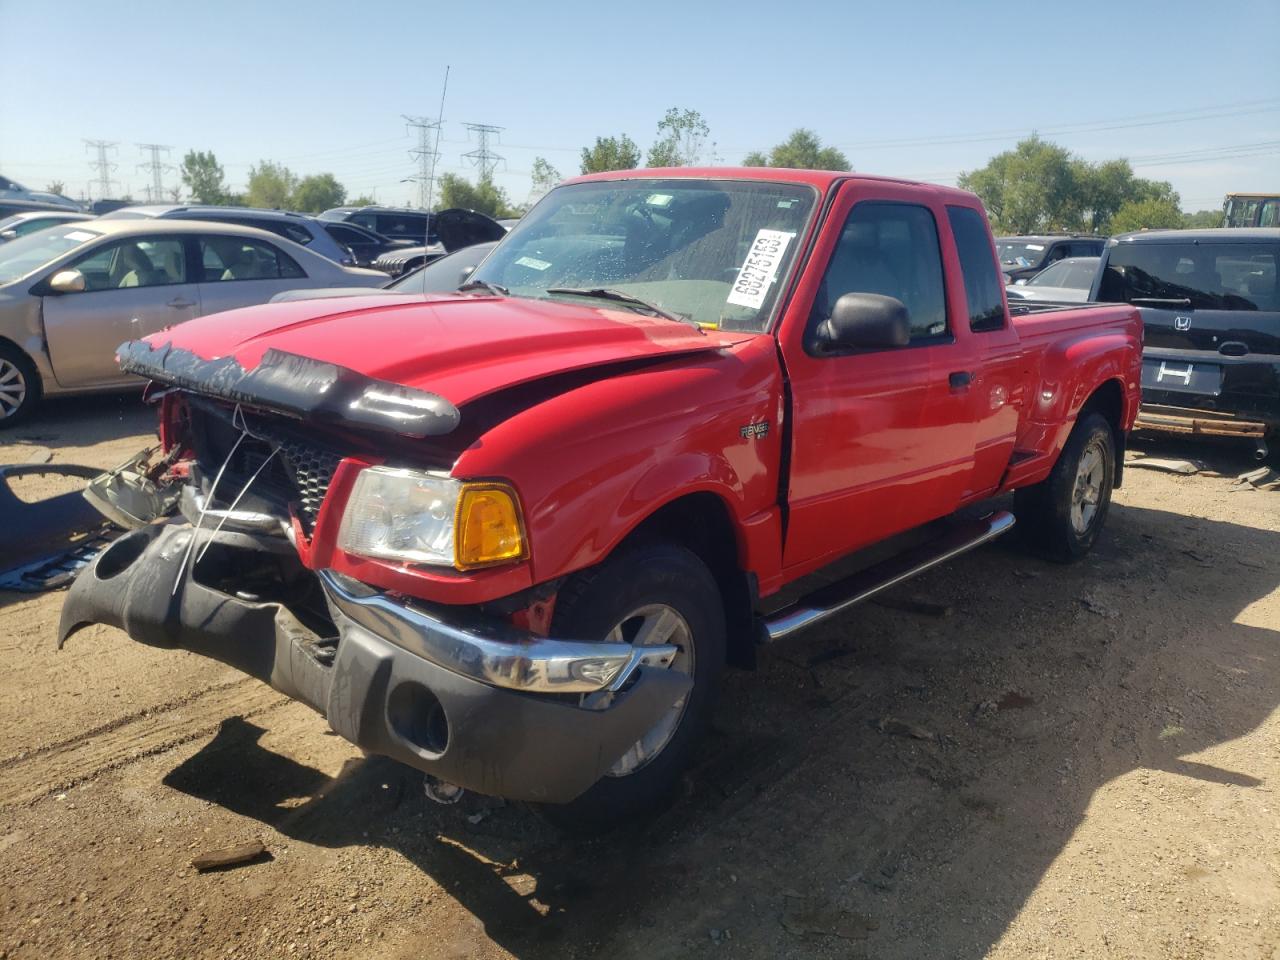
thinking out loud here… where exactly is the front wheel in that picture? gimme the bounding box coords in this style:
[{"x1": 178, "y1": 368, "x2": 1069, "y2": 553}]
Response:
[
  {"x1": 533, "y1": 543, "x2": 726, "y2": 833},
  {"x1": 0, "y1": 343, "x2": 41, "y2": 428},
  {"x1": 1015, "y1": 411, "x2": 1116, "y2": 562}
]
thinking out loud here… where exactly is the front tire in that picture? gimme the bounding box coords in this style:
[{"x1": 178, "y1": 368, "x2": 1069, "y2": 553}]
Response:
[
  {"x1": 0, "y1": 343, "x2": 41, "y2": 428},
  {"x1": 1015, "y1": 411, "x2": 1116, "y2": 562},
  {"x1": 534, "y1": 544, "x2": 726, "y2": 833}
]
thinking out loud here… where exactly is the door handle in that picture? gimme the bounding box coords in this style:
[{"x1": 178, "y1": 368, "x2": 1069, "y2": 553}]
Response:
[
  {"x1": 167, "y1": 297, "x2": 195, "y2": 309},
  {"x1": 948, "y1": 371, "x2": 973, "y2": 390}
]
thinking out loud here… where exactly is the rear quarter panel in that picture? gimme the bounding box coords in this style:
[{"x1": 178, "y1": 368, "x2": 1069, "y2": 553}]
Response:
[{"x1": 1001, "y1": 304, "x2": 1142, "y2": 490}]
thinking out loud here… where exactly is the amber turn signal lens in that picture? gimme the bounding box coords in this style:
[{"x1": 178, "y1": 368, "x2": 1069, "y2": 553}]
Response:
[{"x1": 454, "y1": 484, "x2": 527, "y2": 570}]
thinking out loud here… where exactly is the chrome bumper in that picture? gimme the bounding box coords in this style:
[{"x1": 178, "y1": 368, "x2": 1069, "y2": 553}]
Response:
[{"x1": 318, "y1": 570, "x2": 676, "y2": 694}]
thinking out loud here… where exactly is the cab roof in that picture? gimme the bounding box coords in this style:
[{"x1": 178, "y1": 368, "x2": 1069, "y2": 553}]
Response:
[{"x1": 566, "y1": 166, "x2": 980, "y2": 203}]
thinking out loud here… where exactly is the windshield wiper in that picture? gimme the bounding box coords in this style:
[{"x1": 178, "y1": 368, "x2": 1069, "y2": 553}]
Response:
[
  {"x1": 1130, "y1": 297, "x2": 1192, "y2": 307},
  {"x1": 545, "y1": 287, "x2": 694, "y2": 327},
  {"x1": 457, "y1": 279, "x2": 509, "y2": 296}
]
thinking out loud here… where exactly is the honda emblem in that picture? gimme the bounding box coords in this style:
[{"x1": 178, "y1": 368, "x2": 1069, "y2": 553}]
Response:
[{"x1": 1174, "y1": 315, "x2": 1192, "y2": 331}]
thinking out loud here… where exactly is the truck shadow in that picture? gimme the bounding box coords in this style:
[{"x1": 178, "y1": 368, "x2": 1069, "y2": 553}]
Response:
[{"x1": 163, "y1": 499, "x2": 1279, "y2": 959}]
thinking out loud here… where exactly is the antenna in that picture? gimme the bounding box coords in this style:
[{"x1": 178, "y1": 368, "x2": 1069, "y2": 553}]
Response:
[{"x1": 424, "y1": 66, "x2": 450, "y2": 299}]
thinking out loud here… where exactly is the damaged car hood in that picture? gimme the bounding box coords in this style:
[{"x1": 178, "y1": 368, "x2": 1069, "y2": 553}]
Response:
[{"x1": 125, "y1": 294, "x2": 752, "y2": 435}]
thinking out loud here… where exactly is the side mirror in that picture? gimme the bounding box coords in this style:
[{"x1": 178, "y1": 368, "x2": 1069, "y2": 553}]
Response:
[
  {"x1": 0, "y1": 229, "x2": 16, "y2": 241},
  {"x1": 816, "y1": 292, "x2": 910, "y2": 351},
  {"x1": 49, "y1": 269, "x2": 86, "y2": 294},
  {"x1": 1014, "y1": 278, "x2": 1028, "y2": 286}
]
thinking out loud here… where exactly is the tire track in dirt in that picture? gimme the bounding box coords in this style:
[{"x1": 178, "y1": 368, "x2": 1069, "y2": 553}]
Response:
[{"x1": 0, "y1": 679, "x2": 289, "y2": 807}]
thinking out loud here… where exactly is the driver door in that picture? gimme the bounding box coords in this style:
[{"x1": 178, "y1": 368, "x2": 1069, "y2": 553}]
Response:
[
  {"x1": 42, "y1": 235, "x2": 200, "y2": 388},
  {"x1": 777, "y1": 185, "x2": 980, "y2": 571}
]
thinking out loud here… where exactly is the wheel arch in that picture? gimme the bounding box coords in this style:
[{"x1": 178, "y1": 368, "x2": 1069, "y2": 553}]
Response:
[
  {"x1": 612, "y1": 490, "x2": 758, "y2": 670},
  {"x1": 1079, "y1": 377, "x2": 1126, "y2": 487}
]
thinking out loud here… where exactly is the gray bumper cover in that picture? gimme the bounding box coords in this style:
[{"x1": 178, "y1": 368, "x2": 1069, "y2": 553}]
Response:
[{"x1": 58, "y1": 524, "x2": 690, "y2": 803}]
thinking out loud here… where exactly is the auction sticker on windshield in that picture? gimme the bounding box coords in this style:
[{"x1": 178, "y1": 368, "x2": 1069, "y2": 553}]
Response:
[{"x1": 727, "y1": 229, "x2": 794, "y2": 310}]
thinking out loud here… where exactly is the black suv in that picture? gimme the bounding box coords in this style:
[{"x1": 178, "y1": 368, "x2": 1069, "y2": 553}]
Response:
[
  {"x1": 319, "y1": 205, "x2": 435, "y2": 245},
  {"x1": 1092, "y1": 228, "x2": 1280, "y2": 457},
  {"x1": 996, "y1": 235, "x2": 1107, "y2": 284}
]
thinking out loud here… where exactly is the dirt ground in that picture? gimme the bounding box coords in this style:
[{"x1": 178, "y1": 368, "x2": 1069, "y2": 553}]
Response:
[{"x1": 1, "y1": 393, "x2": 1277, "y2": 960}]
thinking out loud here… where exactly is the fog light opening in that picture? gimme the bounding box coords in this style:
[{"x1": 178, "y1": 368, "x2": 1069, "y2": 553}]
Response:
[
  {"x1": 94, "y1": 531, "x2": 151, "y2": 580},
  {"x1": 387, "y1": 682, "x2": 449, "y2": 757}
]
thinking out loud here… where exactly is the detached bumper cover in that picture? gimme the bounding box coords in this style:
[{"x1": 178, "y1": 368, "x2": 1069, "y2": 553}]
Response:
[
  {"x1": 59, "y1": 524, "x2": 690, "y2": 803},
  {"x1": 117, "y1": 340, "x2": 461, "y2": 439}
]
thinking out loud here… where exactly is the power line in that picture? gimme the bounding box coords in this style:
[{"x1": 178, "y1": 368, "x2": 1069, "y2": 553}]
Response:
[
  {"x1": 822, "y1": 100, "x2": 1280, "y2": 152},
  {"x1": 83, "y1": 139, "x2": 119, "y2": 200},
  {"x1": 403, "y1": 114, "x2": 441, "y2": 210},
  {"x1": 462, "y1": 122, "x2": 504, "y2": 183},
  {"x1": 136, "y1": 143, "x2": 173, "y2": 203}
]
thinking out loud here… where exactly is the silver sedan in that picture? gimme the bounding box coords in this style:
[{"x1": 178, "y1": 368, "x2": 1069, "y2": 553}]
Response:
[{"x1": 0, "y1": 219, "x2": 387, "y2": 424}]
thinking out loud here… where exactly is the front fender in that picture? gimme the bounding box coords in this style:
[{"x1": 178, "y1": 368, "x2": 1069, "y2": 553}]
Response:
[{"x1": 455, "y1": 337, "x2": 785, "y2": 590}]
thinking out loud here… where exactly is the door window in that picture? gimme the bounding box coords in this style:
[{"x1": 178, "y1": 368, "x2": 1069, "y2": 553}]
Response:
[
  {"x1": 198, "y1": 237, "x2": 306, "y2": 281},
  {"x1": 946, "y1": 206, "x2": 1005, "y2": 331},
  {"x1": 70, "y1": 238, "x2": 187, "y2": 290},
  {"x1": 813, "y1": 201, "x2": 948, "y2": 342}
]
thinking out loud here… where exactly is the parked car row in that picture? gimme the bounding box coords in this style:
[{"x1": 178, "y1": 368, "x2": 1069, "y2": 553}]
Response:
[{"x1": 0, "y1": 219, "x2": 388, "y2": 423}]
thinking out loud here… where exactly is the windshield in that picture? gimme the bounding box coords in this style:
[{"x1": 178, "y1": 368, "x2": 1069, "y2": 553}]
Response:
[
  {"x1": 1028, "y1": 258, "x2": 1098, "y2": 289},
  {"x1": 0, "y1": 226, "x2": 102, "y2": 284},
  {"x1": 995, "y1": 240, "x2": 1047, "y2": 268},
  {"x1": 469, "y1": 179, "x2": 816, "y2": 331}
]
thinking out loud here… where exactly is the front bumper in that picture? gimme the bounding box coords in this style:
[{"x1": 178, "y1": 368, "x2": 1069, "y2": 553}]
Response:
[{"x1": 58, "y1": 524, "x2": 691, "y2": 803}]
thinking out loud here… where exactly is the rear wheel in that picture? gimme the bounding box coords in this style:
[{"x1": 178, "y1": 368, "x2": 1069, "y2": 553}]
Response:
[
  {"x1": 1015, "y1": 411, "x2": 1115, "y2": 562},
  {"x1": 533, "y1": 544, "x2": 726, "y2": 833},
  {"x1": 0, "y1": 343, "x2": 40, "y2": 428}
]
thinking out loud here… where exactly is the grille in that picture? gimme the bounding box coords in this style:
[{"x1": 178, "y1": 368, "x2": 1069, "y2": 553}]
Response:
[
  {"x1": 191, "y1": 406, "x2": 344, "y2": 536},
  {"x1": 277, "y1": 439, "x2": 343, "y2": 532}
]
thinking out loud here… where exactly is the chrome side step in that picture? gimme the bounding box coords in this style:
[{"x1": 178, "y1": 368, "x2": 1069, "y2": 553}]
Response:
[{"x1": 762, "y1": 511, "x2": 1016, "y2": 642}]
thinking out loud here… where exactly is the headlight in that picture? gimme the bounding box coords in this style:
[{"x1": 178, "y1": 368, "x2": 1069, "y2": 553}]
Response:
[{"x1": 336, "y1": 467, "x2": 527, "y2": 570}]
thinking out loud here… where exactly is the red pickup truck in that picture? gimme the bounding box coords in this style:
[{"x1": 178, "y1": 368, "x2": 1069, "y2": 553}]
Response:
[{"x1": 61, "y1": 168, "x2": 1142, "y2": 830}]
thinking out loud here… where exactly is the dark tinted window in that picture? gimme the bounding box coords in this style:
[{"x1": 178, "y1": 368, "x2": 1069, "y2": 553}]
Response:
[
  {"x1": 198, "y1": 237, "x2": 306, "y2": 281},
  {"x1": 947, "y1": 206, "x2": 1005, "y2": 332},
  {"x1": 816, "y1": 201, "x2": 948, "y2": 342},
  {"x1": 374, "y1": 214, "x2": 427, "y2": 239},
  {"x1": 326, "y1": 223, "x2": 376, "y2": 245},
  {"x1": 1098, "y1": 242, "x2": 1278, "y2": 311}
]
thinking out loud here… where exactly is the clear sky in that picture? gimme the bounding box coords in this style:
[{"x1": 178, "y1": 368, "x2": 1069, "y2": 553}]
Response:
[{"x1": 1, "y1": 0, "x2": 1276, "y2": 212}]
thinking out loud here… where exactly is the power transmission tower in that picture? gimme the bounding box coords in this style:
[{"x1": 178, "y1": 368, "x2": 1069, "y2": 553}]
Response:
[
  {"x1": 83, "y1": 139, "x2": 119, "y2": 200},
  {"x1": 462, "y1": 123, "x2": 504, "y2": 183},
  {"x1": 403, "y1": 114, "x2": 441, "y2": 210},
  {"x1": 136, "y1": 143, "x2": 173, "y2": 203}
]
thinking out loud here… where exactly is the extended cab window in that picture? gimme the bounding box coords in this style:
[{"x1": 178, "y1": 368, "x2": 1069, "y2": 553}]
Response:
[
  {"x1": 947, "y1": 206, "x2": 1005, "y2": 331},
  {"x1": 815, "y1": 202, "x2": 948, "y2": 341},
  {"x1": 1098, "y1": 242, "x2": 1278, "y2": 311},
  {"x1": 198, "y1": 237, "x2": 306, "y2": 281},
  {"x1": 70, "y1": 238, "x2": 187, "y2": 290}
]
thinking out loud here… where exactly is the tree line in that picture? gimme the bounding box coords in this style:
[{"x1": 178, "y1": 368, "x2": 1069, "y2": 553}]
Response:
[
  {"x1": 169, "y1": 115, "x2": 1218, "y2": 233},
  {"x1": 957, "y1": 134, "x2": 1217, "y2": 235}
]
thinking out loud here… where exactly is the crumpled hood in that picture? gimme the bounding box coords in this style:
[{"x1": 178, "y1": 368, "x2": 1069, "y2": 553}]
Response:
[{"x1": 140, "y1": 293, "x2": 753, "y2": 410}]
